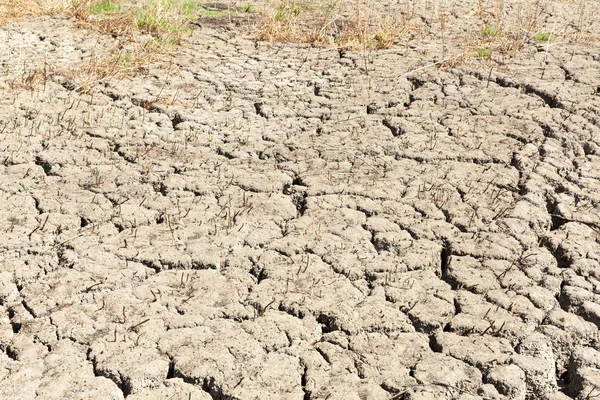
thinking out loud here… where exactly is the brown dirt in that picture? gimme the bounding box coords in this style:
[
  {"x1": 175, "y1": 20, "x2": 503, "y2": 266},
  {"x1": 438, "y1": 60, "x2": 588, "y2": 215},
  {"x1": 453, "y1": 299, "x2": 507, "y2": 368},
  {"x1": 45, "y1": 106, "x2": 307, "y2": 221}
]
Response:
[{"x1": 1, "y1": 1, "x2": 600, "y2": 399}]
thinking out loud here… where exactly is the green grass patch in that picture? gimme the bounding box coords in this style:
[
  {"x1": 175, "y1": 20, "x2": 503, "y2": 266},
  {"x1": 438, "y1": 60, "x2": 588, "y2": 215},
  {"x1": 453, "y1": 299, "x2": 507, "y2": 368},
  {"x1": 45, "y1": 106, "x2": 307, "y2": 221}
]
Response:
[
  {"x1": 135, "y1": 9, "x2": 170, "y2": 33},
  {"x1": 534, "y1": 32, "x2": 551, "y2": 41},
  {"x1": 181, "y1": 0, "x2": 202, "y2": 16},
  {"x1": 273, "y1": 10, "x2": 286, "y2": 20},
  {"x1": 476, "y1": 48, "x2": 491, "y2": 58},
  {"x1": 87, "y1": 0, "x2": 121, "y2": 16},
  {"x1": 483, "y1": 26, "x2": 500, "y2": 37}
]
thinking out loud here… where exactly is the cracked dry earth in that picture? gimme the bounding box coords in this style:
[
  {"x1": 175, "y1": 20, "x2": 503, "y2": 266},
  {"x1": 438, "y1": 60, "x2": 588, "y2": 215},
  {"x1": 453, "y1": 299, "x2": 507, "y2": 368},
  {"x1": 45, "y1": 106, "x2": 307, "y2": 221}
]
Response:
[{"x1": 2, "y1": 7, "x2": 600, "y2": 400}]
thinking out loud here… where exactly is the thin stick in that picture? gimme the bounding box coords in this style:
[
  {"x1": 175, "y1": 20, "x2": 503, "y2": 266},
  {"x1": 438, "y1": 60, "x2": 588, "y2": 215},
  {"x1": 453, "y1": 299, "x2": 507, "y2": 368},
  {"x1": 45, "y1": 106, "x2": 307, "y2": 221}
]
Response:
[
  {"x1": 393, "y1": 56, "x2": 452, "y2": 80},
  {"x1": 128, "y1": 318, "x2": 150, "y2": 332}
]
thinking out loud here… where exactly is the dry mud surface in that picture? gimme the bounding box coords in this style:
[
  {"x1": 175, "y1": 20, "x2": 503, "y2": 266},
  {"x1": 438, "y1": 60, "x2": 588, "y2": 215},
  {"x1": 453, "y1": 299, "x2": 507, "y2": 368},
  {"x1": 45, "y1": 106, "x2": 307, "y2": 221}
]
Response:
[{"x1": 1, "y1": 2, "x2": 600, "y2": 400}]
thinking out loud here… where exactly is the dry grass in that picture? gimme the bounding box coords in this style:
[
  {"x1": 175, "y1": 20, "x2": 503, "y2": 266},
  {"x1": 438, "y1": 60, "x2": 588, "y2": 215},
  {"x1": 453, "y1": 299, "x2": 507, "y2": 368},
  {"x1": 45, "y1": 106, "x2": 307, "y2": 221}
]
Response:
[
  {"x1": 4, "y1": 46, "x2": 148, "y2": 94},
  {"x1": 255, "y1": 0, "x2": 411, "y2": 50},
  {"x1": 0, "y1": 0, "x2": 66, "y2": 26},
  {"x1": 1, "y1": 0, "x2": 598, "y2": 85},
  {"x1": 1, "y1": 0, "x2": 200, "y2": 36},
  {"x1": 442, "y1": 0, "x2": 597, "y2": 68},
  {"x1": 255, "y1": 0, "x2": 596, "y2": 63},
  {"x1": 1, "y1": 0, "x2": 223, "y2": 91}
]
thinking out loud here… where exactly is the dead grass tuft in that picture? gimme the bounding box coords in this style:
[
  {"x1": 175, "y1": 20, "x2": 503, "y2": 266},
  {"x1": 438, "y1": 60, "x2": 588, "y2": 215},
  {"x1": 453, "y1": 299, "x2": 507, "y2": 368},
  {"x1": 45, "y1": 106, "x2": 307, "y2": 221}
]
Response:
[
  {"x1": 1, "y1": 0, "x2": 211, "y2": 91},
  {"x1": 0, "y1": 0, "x2": 69, "y2": 25},
  {"x1": 69, "y1": 0, "x2": 201, "y2": 45},
  {"x1": 2, "y1": 0, "x2": 598, "y2": 83},
  {"x1": 256, "y1": 0, "x2": 410, "y2": 50}
]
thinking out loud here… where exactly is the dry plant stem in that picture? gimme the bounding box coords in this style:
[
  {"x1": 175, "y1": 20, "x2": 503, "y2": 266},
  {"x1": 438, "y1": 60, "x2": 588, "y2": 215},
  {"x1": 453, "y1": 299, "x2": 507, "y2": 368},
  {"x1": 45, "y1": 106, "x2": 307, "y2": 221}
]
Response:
[
  {"x1": 438, "y1": 0, "x2": 447, "y2": 59},
  {"x1": 314, "y1": 0, "x2": 340, "y2": 39},
  {"x1": 383, "y1": 56, "x2": 451, "y2": 80}
]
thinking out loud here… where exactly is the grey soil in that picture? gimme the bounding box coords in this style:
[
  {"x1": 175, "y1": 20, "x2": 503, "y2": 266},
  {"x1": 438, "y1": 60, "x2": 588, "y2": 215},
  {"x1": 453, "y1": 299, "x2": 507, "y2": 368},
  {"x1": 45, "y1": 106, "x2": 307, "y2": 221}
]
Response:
[{"x1": 1, "y1": 1, "x2": 600, "y2": 399}]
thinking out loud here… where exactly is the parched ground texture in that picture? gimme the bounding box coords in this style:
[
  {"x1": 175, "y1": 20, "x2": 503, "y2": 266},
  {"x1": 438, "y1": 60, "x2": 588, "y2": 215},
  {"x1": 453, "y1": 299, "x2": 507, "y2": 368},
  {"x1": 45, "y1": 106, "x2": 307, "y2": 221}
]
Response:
[{"x1": 1, "y1": 1, "x2": 600, "y2": 399}]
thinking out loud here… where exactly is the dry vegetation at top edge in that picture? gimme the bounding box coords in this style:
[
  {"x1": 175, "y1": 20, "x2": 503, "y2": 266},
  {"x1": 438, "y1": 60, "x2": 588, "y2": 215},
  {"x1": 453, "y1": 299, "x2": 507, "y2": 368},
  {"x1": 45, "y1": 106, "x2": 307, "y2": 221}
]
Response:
[
  {"x1": 255, "y1": 0, "x2": 598, "y2": 56},
  {"x1": 1, "y1": 0, "x2": 598, "y2": 90},
  {"x1": 1, "y1": 0, "x2": 212, "y2": 36},
  {"x1": 255, "y1": 0, "x2": 410, "y2": 50},
  {"x1": 0, "y1": 0, "x2": 257, "y2": 92},
  {"x1": 3, "y1": 0, "x2": 596, "y2": 50}
]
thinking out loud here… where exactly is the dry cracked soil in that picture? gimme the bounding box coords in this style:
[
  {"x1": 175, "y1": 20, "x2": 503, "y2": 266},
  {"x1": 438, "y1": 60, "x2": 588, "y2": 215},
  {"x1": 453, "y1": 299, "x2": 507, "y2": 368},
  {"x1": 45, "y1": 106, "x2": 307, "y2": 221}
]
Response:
[{"x1": 1, "y1": 1, "x2": 600, "y2": 399}]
